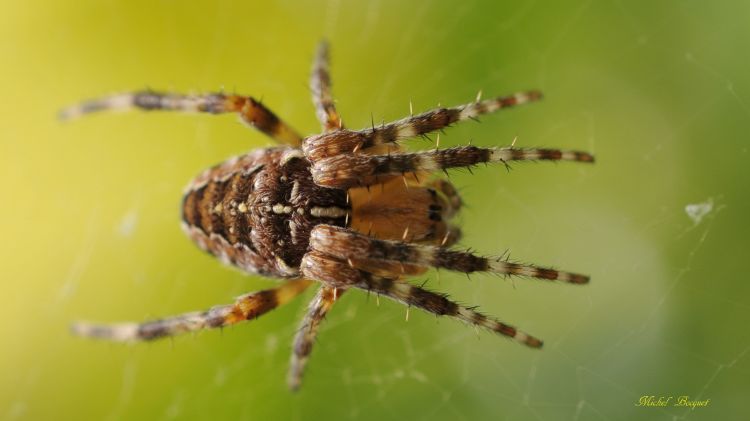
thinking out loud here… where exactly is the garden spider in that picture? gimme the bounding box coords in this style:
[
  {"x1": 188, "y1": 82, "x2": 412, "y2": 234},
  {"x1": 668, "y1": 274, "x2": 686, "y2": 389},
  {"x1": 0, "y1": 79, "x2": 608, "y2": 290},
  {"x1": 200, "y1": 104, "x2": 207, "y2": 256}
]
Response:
[{"x1": 65, "y1": 41, "x2": 594, "y2": 391}]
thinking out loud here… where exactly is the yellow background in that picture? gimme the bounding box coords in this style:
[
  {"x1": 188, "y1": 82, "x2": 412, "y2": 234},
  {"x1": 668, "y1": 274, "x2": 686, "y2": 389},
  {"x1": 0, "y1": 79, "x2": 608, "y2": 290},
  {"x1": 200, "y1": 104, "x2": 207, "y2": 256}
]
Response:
[{"x1": 2, "y1": 1, "x2": 748, "y2": 420}]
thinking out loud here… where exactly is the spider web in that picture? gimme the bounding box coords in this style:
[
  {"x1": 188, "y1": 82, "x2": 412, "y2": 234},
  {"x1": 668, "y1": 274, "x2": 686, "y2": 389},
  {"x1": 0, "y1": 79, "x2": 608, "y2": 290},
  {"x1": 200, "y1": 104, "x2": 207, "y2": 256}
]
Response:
[{"x1": 3, "y1": 1, "x2": 749, "y2": 420}]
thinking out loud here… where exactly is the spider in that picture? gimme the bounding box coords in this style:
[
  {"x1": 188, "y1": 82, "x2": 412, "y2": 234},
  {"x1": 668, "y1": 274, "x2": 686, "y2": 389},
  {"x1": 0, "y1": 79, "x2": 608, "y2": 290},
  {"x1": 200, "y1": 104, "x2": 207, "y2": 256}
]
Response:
[{"x1": 64, "y1": 41, "x2": 594, "y2": 391}]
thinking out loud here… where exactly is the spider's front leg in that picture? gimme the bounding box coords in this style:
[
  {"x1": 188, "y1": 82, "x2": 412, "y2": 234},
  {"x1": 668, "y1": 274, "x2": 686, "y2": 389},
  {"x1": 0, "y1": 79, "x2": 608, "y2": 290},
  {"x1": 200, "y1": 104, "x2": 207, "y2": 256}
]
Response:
[
  {"x1": 299, "y1": 250, "x2": 543, "y2": 347},
  {"x1": 72, "y1": 279, "x2": 312, "y2": 342},
  {"x1": 310, "y1": 40, "x2": 343, "y2": 132},
  {"x1": 59, "y1": 91, "x2": 303, "y2": 147},
  {"x1": 310, "y1": 225, "x2": 589, "y2": 284},
  {"x1": 303, "y1": 90, "x2": 543, "y2": 161},
  {"x1": 312, "y1": 145, "x2": 595, "y2": 189}
]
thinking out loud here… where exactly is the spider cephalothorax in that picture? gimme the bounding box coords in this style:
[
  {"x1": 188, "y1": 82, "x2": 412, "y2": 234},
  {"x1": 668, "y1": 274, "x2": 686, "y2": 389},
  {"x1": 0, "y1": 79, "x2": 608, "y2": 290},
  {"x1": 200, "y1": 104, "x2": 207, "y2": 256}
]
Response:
[{"x1": 65, "y1": 41, "x2": 594, "y2": 390}]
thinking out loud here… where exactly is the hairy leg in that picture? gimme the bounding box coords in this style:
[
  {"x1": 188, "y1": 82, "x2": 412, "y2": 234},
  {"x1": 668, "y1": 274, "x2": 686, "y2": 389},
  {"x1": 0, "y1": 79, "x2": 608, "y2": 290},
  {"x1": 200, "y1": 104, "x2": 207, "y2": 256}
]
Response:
[
  {"x1": 60, "y1": 91, "x2": 303, "y2": 146},
  {"x1": 333, "y1": 226, "x2": 461, "y2": 278},
  {"x1": 303, "y1": 91, "x2": 542, "y2": 161},
  {"x1": 310, "y1": 225, "x2": 589, "y2": 284},
  {"x1": 288, "y1": 285, "x2": 344, "y2": 391},
  {"x1": 300, "y1": 251, "x2": 543, "y2": 348},
  {"x1": 71, "y1": 279, "x2": 312, "y2": 342},
  {"x1": 313, "y1": 145, "x2": 594, "y2": 189},
  {"x1": 310, "y1": 41, "x2": 343, "y2": 132}
]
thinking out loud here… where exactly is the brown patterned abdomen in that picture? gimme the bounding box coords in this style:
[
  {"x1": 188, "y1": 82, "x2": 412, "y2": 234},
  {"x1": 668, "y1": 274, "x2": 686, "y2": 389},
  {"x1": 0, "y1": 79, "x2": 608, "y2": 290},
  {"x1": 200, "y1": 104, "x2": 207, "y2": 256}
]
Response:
[{"x1": 181, "y1": 147, "x2": 350, "y2": 278}]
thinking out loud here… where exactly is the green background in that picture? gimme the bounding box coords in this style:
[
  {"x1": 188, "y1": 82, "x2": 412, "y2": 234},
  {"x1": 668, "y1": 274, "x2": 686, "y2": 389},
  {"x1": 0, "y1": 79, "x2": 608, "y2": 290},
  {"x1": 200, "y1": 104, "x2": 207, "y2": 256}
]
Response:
[{"x1": 2, "y1": 1, "x2": 748, "y2": 420}]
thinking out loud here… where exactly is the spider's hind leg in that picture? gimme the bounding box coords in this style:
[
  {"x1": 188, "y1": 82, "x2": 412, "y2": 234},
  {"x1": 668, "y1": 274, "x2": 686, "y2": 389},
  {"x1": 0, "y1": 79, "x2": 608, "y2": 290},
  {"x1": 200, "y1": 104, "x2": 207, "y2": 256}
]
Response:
[
  {"x1": 72, "y1": 279, "x2": 312, "y2": 342},
  {"x1": 60, "y1": 91, "x2": 304, "y2": 147},
  {"x1": 299, "y1": 250, "x2": 543, "y2": 348}
]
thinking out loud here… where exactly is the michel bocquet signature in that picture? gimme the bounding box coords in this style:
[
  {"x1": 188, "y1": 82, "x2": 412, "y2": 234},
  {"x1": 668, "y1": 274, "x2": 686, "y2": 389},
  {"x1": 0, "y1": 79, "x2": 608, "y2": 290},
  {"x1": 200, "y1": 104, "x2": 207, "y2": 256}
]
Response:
[{"x1": 636, "y1": 396, "x2": 710, "y2": 409}]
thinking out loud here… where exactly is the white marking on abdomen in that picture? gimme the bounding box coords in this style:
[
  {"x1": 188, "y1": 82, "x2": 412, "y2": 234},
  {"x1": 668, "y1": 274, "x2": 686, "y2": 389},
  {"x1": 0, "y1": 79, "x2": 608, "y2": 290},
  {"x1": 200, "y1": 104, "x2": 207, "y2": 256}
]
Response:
[
  {"x1": 310, "y1": 206, "x2": 349, "y2": 218},
  {"x1": 281, "y1": 149, "x2": 305, "y2": 165},
  {"x1": 272, "y1": 203, "x2": 293, "y2": 214},
  {"x1": 290, "y1": 181, "x2": 300, "y2": 201}
]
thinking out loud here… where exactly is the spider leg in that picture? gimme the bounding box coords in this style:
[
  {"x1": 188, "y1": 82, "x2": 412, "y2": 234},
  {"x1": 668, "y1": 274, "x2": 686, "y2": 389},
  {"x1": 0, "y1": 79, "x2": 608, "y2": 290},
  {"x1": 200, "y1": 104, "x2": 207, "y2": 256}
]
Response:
[
  {"x1": 288, "y1": 285, "x2": 344, "y2": 391},
  {"x1": 59, "y1": 91, "x2": 303, "y2": 146},
  {"x1": 303, "y1": 90, "x2": 542, "y2": 161},
  {"x1": 310, "y1": 40, "x2": 343, "y2": 132},
  {"x1": 312, "y1": 145, "x2": 595, "y2": 189},
  {"x1": 71, "y1": 279, "x2": 312, "y2": 342},
  {"x1": 310, "y1": 225, "x2": 589, "y2": 284},
  {"x1": 328, "y1": 224, "x2": 462, "y2": 278},
  {"x1": 300, "y1": 251, "x2": 542, "y2": 348}
]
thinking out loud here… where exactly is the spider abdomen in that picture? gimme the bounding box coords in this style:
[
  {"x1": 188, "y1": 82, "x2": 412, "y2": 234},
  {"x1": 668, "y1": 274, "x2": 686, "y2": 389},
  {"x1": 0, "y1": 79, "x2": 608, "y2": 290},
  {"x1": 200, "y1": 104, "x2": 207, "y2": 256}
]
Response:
[{"x1": 181, "y1": 147, "x2": 350, "y2": 278}]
